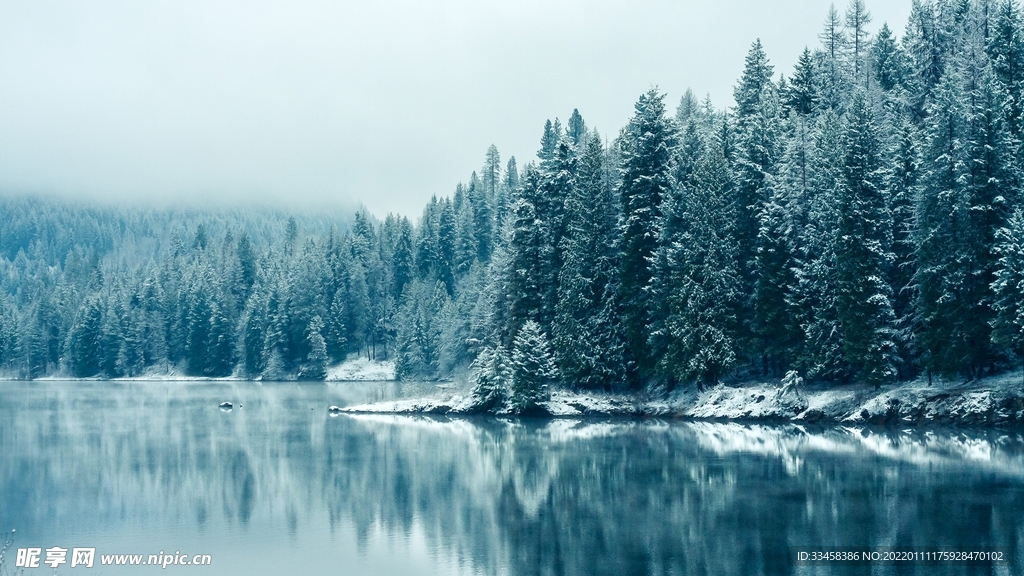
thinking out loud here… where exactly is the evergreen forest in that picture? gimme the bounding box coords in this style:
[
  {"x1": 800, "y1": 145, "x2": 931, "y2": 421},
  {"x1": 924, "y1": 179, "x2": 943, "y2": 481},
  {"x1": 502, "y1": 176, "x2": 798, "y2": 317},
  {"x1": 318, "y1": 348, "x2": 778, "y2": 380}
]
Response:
[{"x1": 2, "y1": 0, "x2": 1024, "y2": 404}]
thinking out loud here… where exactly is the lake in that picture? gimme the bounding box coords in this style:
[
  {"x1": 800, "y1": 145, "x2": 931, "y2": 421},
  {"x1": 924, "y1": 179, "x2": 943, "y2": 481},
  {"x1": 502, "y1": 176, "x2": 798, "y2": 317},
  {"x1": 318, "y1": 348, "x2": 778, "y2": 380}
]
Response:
[{"x1": 0, "y1": 380, "x2": 1022, "y2": 575}]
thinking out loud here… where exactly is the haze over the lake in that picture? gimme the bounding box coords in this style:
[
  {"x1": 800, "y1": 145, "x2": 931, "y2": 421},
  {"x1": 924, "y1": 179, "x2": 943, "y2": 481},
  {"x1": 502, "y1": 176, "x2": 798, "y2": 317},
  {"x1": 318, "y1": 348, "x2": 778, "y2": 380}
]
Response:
[{"x1": 0, "y1": 0, "x2": 912, "y2": 218}]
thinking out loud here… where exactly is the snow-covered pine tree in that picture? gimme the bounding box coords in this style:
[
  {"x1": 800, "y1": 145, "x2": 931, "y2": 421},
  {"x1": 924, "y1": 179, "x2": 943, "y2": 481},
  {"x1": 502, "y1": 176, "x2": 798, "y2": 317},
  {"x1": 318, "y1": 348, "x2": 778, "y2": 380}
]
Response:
[
  {"x1": 261, "y1": 276, "x2": 289, "y2": 376},
  {"x1": 676, "y1": 89, "x2": 700, "y2": 125},
  {"x1": 121, "y1": 307, "x2": 146, "y2": 377},
  {"x1": 300, "y1": 315, "x2": 328, "y2": 380},
  {"x1": 436, "y1": 273, "x2": 477, "y2": 374},
  {"x1": 495, "y1": 157, "x2": 518, "y2": 231},
  {"x1": 567, "y1": 109, "x2": 587, "y2": 146},
  {"x1": 467, "y1": 345, "x2": 512, "y2": 412},
  {"x1": 554, "y1": 134, "x2": 626, "y2": 390},
  {"x1": 754, "y1": 183, "x2": 799, "y2": 376},
  {"x1": 793, "y1": 110, "x2": 848, "y2": 381},
  {"x1": 734, "y1": 40, "x2": 775, "y2": 121},
  {"x1": 675, "y1": 115, "x2": 705, "y2": 186},
  {"x1": 66, "y1": 294, "x2": 103, "y2": 377},
  {"x1": 100, "y1": 299, "x2": 126, "y2": 378},
  {"x1": 787, "y1": 48, "x2": 819, "y2": 115},
  {"x1": 235, "y1": 233, "x2": 258, "y2": 302},
  {"x1": 871, "y1": 22, "x2": 909, "y2": 93},
  {"x1": 778, "y1": 111, "x2": 816, "y2": 231},
  {"x1": 325, "y1": 287, "x2": 348, "y2": 362},
  {"x1": 415, "y1": 197, "x2": 440, "y2": 281},
  {"x1": 988, "y1": 0, "x2": 1024, "y2": 185},
  {"x1": 735, "y1": 80, "x2": 782, "y2": 367},
  {"x1": 962, "y1": 60, "x2": 1015, "y2": 377},
  {"x1": 472, "y1": 222, "x2": 514, "y2": 348},
  {"x1": 468, "y1": 169, "x2": 494, "y2": 263},
  {"x1": 240, "y1": 288, "x2": 268, "y2": 377},
  {"x1": 185, "y1": 274, "x2": 213, "y2": 376},
  {"x1": 655, "y1": 140, "x2": 739, "y2": 389},
  {"x1": 505, "y1": 167, "x2": 550, "y2": 342},
  {"x1": 903, "y1": 0, "x2": 946, "y2": 121},
  {"x1": 482, "y1": 144, "x2": 503, "y2": 206},
  {"x1": 436, "y1": 200, "x2": 457, "y2": 294},
  {"x1": 992, "y1": 208, "x2": 1024, "y2": 379},
  {"x1": 20, "y1": 311, "x2": 49, "y2": 379},
  {"x1": 917, "y1": 36, "x2": 1013, "y2": 379},
  {"x1": 617, "y1": 88, "x2": 677, "y2": 381},
  {"x1": 454, "y1": 193, "x2": 477, "y2": 277},
  {"x1": 263, "y1": 348, "x2": 287, "y2": 381},
  {"x1": 390, "y1": 217, "x2": 415, "y2": 300},
  {"x1": 346, "y1": 259, "x2": 372, "y2": 357},
  {"x1": 835, "y1": 92, "x2": 898, "y2": 388},
  {"x1": 206, "y1": 299, "x2": 234, "y2": 377},
  {"x1": 887, "y1": 117, "x2": 921, "y2": 379},
  {"x1": 537, "y1": 137, "x2": 578, "y2": 329},
  {"x1": 394, "y1": 295, "x2": 427, "y2": 380},
  {"x1": 509, "y1": 320, "x2": 557, "y2": 414}
]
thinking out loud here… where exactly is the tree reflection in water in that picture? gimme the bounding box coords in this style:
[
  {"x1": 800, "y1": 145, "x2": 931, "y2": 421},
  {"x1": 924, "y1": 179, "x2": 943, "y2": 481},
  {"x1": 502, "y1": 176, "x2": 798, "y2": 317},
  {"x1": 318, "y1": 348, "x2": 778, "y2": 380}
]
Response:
[{"x1": 1, "y1": 381, "x2": 1022, "y2": 575}]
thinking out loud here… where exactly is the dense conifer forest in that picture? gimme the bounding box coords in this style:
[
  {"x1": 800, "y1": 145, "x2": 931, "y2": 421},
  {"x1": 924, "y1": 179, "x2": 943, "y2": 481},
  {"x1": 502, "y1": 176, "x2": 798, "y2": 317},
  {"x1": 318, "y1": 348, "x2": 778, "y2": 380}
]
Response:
[{"x1": 2, "y1": 0, "x2": 1024, "y2": 406}]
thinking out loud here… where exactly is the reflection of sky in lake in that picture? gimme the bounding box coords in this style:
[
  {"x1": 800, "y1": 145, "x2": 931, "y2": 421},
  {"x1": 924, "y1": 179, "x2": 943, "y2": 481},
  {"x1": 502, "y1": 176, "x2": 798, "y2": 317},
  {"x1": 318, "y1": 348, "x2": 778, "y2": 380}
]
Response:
[{"x1": 1, "y1": 381, "x2": 1022, "y2": 575}]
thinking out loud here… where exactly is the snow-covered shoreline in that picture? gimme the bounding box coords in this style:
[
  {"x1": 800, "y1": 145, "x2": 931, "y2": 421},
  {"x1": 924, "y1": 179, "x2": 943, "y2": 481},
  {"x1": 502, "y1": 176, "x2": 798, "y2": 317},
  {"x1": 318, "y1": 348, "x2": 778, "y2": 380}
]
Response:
[{"x1": 342, "y1": 373, "x2": 1024, "y2": 426}]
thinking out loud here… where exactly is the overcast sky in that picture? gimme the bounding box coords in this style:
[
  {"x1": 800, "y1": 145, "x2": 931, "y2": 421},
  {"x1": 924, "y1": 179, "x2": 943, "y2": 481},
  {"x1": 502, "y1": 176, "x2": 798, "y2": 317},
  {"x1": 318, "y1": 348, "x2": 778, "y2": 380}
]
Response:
[{"x1": 0, "y1": 0, "x2": 913, "y2": 220}]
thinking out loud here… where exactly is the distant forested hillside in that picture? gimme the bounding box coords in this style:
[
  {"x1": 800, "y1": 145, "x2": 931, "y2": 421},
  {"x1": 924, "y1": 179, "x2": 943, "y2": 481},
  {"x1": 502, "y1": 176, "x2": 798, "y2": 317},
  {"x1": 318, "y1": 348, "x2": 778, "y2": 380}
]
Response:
[{"x1": 2, "y1": 0, "x2": 1024, "y2": 396}]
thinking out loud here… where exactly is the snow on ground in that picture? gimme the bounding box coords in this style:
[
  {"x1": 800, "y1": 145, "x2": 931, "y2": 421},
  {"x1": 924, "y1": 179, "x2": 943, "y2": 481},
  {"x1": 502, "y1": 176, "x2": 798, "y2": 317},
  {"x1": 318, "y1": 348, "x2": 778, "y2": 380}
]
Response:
[
  {"x1": 540, "y1": 389, "x2": 646, "y2": 416},
  {"x1": 325, "y1": 357, "x2": 396, "y2": 381},
  {"x1": 677, "y1": 383, "x2": 809, "y2": 420},
  {"x1": 675, "y1": 375, "x2": 1024, "y2": 426}
]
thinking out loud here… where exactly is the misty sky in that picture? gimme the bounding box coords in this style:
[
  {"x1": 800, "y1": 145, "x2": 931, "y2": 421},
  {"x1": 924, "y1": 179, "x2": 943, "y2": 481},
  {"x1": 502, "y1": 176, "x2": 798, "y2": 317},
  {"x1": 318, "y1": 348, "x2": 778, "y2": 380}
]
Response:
[{"x1": 0, "y1": 0, "x2": 913, "y2": 220}]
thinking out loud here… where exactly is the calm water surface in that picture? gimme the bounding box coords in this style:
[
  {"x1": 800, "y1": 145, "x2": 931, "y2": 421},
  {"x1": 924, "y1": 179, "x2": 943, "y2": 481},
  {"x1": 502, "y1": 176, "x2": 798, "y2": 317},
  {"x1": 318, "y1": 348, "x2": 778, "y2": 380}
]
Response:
[{"x1": 1, "y1": 380, "x2": 1023, "y2": 575}]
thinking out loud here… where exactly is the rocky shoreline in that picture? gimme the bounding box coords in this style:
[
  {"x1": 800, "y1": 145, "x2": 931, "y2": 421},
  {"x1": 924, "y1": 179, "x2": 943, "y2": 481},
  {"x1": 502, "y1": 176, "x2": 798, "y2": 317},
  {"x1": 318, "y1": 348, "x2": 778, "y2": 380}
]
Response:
[{"x1": 341, "y1": 373, "x2": 1024, "y2": 426}]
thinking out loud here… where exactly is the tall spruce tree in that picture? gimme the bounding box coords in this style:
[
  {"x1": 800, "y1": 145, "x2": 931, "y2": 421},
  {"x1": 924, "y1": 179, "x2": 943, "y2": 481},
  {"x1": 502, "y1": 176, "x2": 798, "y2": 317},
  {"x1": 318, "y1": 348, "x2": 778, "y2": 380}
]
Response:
[
  {"x1": 989, "y1": 0, "x2": 1024, "y2": 148},
  {"x1": 835, "y1": 93, "x2": 898, "y2": 387},
  {"x1": 733, "y1": 57, "x2": 782, "y2": 367},
  {"x1": 617, "y1": 89, "x2": 677, "y2": 381},
  {"x1": 553, "y1": 135, "x2": 626, "y2": 389},
  {"x1": 753, "y1": 184, "x2": 799, "y2": 376},
  {"x1": 793, "y1": 110, "x2": 848, "y2": 381},
  {"x1": 505, "y1": 166, "x2": 550, "y2": 342},
  {"x1": 917, "y1": 40, "x2": 1013, "y2": 379},
  {"x1": 888, "y1": 118, "x2": 922, "y2": 378},
  {"x1": 654, "y1": 141, "x2": 739, "y2": 388},
  {"x1": 992, "y1": 208, "x2": 1024, "y2": 377},
  {"x1": 241, "y1": 288, "x2": 268, "y2": 377},
  {"x1": 567, "y1": 109, "x2": 586, "y2": 146},
  {"x1": 66, "y1": 294, "x2": 103, "y2": 377},
  {"x1": 300, "y1": 315, "x2": 328, "y2": 380}
]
